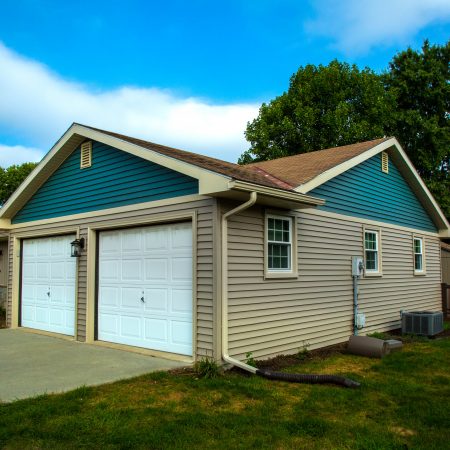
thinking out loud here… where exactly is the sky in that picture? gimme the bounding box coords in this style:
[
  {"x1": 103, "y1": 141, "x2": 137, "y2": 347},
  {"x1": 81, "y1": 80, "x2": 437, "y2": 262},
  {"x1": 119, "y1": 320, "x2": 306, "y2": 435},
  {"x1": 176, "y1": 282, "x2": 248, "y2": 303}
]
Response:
[{"x1": 0, "y1": 0, "x2": 449, "y2": 165}]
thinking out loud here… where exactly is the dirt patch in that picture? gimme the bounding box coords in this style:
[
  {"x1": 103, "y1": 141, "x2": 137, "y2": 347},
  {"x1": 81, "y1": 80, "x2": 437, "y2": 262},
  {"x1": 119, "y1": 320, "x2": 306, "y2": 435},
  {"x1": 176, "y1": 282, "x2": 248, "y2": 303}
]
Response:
[{"x1": 254, "y1": 343, "x2": 347, "y2": 371}]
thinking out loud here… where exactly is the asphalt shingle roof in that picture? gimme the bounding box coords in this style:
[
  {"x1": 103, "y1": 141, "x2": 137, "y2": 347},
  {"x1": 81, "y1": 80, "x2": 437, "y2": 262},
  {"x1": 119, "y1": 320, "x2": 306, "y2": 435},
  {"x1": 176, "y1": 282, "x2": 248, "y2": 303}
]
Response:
[{"x1": 80, "y1": 124, "x2": 391, "y2": 191}]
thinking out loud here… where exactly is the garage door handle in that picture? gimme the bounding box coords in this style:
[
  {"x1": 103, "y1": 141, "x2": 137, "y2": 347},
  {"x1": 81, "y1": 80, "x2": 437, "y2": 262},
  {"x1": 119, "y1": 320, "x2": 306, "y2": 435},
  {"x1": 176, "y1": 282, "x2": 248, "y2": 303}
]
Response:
[{"x1": 140, "y1": 296, "x2": 145, "y2": 303}]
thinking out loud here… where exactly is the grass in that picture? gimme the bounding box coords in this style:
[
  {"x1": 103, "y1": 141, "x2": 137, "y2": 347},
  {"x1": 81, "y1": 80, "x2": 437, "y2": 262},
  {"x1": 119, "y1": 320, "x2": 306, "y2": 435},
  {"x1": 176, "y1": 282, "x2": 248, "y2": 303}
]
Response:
[{"x1": 1, "y1": 338, "x2": 450, "y2": 449}]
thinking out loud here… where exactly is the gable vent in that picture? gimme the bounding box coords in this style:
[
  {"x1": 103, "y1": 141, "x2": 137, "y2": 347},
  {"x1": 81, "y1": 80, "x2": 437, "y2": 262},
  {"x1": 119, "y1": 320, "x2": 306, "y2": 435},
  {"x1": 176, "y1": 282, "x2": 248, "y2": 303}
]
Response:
[
  {"x1": 381, "y1": 151, "x2": 389, "y2": 174},
  {"x1": 80, "y1": 141, "x2": 92, "y2": 169}
]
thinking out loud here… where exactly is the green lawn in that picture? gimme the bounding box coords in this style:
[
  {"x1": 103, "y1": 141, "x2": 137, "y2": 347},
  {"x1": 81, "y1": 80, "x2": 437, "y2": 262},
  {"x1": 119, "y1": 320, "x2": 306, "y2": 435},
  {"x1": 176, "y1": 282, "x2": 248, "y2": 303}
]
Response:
[{"x1": 1, "y1": 338, "x2": 450, "y2": 450}]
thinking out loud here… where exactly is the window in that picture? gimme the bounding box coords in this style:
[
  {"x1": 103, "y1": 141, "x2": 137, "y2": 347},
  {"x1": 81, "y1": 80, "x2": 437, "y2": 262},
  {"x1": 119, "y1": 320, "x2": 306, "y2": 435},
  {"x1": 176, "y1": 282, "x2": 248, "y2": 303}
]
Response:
[
  {"x1": 414, "y1": 237, "x2": 425, "y2": 274},
  {"x1": 364, "y1": 230, "x2": 381, "y2": 274},
  {"x1": 267, "y1": 215, "x2": 292, "y2": 272}
]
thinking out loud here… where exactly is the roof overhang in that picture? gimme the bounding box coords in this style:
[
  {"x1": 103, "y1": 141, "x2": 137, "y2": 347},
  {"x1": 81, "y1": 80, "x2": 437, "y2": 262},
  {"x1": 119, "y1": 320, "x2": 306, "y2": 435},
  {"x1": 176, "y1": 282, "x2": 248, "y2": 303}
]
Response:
[
  {"x1": 216, "y1": 180, "x2": 325, "y2": 210},
  {"x1": 0, "y1": 124, "x2": 322, "y2": 226},
  {"x1": 0, "y1": 123, "x2": 232, "y2": 222},
  {"x1": 296, "y1": 137, "x2": 450, "y2": 236}
]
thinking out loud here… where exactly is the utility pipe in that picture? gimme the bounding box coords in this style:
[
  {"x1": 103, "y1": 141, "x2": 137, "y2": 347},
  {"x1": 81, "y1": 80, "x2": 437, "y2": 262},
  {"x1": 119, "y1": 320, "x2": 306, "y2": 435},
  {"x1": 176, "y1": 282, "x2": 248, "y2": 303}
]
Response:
[
  {"x1": 353, "y1": 275, "x2": 359, "y2": 336},
  {"x1": 221, "y1": 192, "x2": 258, "y2": 374}
]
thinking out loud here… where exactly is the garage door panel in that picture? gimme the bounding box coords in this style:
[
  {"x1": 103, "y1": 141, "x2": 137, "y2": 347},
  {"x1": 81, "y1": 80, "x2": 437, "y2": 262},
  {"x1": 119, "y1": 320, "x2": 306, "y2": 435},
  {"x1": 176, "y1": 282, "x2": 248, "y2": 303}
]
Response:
[
  {"x1": 98, "y1": 312, "x2": 118, "y2": 335},
  {"x1": 36, "y1": 240, "x2": 48, "y2": 257},
  {"x1": 145, "y1": 259, "x2": 168, "y2": 280},
  {"x1": 121, "y1": 315, "x2": 142, "y2": 338},
  {"x1": 145, "y1": 289, "x2": 168, "y2": 313},
  {"x1": 171, "y1": 320, "x2": 192, "y2": 344},
  {"x1": 145, "y1": 228, "x2": 168, "y2": 250},
  {"x1": 100, "y1": 232, "x2": 121, "y2": 255},
  {"x1": 172, "y1": 258, "x2": 192, "y2": 280},
  {"x1": 98, "y1": 222, "x2": 193, "y2": 356},
  {"x1": 22, "y1": 262, "x2": 36, "y2": 280},
  {"x1": 144, "y1": 318, "x2": 167, "y2": 341},
  {"x1": 122, "y1": 229, "x2": 142, "y2": 252},
  {"x1": 36, "y1": 262, "x2": 49, "y2": 279},
  {"x1": 35, "y1": 306, "x2": 49, "y2": 324},
  {"x1": 21, "y1": 235, "x2": 76, "y2": 336},
  {"x1": 122, "y1": 259, "x2": 142, "y2": 281},
  {"x1": 100, "y1": 260, "x2": 120, "y2": 281},
  {"x1": 51, "y1": 262, "x2": 65, "y2": 280},
  {"x1": 36, "y1": 286, "x2": 49, "y2": 301},
  {"x1": 171, "y1": 289, "x2": 192, "y2": 315},
  {"x1": 171, "y1": 226, "x2": 192, "y2": 249},
  {"x1": 100, "y1": 287, "x2": 119, "y2": 307},
  {"x1": 121, "y1": 287, "x2": 143, "y2": 309}
]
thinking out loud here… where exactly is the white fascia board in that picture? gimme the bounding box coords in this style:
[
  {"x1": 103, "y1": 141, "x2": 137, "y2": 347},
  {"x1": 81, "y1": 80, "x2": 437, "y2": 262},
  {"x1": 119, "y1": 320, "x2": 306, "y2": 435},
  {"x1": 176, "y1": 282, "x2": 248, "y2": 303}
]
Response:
[
  {"x1": 72, "y1": 125, "x2": 231, "y2": 194},
  {"x1": 296, "y1": 138, "x2": 397, "y2": 194},
  {"x1": 229, "y1": 180, "x2": 325, "y2": 207},
  {"x1": 296, "y1": 137, "x2": 450, "y2": 233},
  {"x1": 0, "y1": 124, "x2": 230, "y2": 219}
]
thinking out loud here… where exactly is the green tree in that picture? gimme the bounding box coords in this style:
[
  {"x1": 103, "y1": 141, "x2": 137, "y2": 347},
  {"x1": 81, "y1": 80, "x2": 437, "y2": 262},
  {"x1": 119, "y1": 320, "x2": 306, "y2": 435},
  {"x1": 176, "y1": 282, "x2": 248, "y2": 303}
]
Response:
[
  {"x1": 239, "y1": 60, "x2": 395, "y2": 164},
  {"x1": 384, "y1": 40, "x2": 449, "y2": 215},
  {"x1": 0, "y1": 162, "x2": 37, "y2": 205}
]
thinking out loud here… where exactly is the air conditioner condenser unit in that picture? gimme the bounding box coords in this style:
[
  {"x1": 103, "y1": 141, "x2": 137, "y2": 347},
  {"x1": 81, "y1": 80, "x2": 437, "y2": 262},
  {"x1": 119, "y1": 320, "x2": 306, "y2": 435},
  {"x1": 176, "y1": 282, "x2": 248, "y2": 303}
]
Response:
[{"x1": 401, "y1": 311, "x2": 443, "y2": 336}]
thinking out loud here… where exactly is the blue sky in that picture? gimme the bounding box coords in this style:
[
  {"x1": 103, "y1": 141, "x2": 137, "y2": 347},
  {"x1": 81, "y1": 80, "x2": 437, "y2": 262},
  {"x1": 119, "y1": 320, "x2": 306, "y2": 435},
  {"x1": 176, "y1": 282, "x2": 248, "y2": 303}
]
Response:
[{"x1": 0, "y1": 0, "x2": 449, "y2": 164}]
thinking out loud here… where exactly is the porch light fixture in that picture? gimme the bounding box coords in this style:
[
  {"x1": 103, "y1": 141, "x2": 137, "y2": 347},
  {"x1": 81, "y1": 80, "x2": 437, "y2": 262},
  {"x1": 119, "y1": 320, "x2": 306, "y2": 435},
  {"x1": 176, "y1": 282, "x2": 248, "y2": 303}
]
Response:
[{"x1": 70, "y1": 238, "x2": 85, "y2": 257}]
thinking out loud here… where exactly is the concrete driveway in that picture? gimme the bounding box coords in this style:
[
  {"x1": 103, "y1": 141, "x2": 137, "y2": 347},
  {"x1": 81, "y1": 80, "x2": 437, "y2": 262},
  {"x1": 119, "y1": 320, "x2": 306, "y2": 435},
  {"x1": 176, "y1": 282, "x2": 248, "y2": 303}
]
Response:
[{"x1": 0, "y1": 329, "x2": 187, "y2": 402}]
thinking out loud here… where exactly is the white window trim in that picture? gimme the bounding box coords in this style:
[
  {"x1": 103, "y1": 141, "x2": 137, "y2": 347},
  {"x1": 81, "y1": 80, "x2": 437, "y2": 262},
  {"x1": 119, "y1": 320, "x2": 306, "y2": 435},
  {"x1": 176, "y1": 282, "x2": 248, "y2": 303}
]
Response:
[
  {"x1": 363, "y1": 227, "x2": 382, "y2": 277},
  {"x1": 413, "y1": 235, "x2": 426, "y2": 276},
  {"x1": 264, "y1": 213, "x2": 298, "y2": 279}
]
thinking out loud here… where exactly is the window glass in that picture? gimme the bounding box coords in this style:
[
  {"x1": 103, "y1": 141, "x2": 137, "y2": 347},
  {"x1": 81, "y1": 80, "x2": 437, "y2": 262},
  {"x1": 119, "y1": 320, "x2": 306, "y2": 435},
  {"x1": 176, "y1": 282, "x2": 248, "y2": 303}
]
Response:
[
  {"x1": 364, "y1": 231, "x2": 379, "y2": 272},
  {"x1": 414, "y1": 238, "x2": 423, "y2": 271},
  {"x1": 267, "y1": 216, "x2": 292, "y2": 271}
]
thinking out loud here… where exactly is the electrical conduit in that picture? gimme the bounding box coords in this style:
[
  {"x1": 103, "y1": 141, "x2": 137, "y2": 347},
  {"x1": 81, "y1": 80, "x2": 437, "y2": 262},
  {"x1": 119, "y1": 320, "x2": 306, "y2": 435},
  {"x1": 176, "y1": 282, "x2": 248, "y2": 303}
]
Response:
[{"x1": 220, "y1": 192, "x2": 360, "y2": 388}]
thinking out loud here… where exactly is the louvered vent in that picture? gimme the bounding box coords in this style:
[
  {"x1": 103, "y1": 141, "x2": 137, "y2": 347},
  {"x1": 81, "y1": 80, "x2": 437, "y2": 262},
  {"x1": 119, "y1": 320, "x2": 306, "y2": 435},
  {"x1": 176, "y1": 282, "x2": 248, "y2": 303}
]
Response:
[
  {"x1": 381, "y1": 151, "x2": 389, "y2": 173},
  {"x1": 80, "y1": 141, "x2": 92, "y2": 169}
]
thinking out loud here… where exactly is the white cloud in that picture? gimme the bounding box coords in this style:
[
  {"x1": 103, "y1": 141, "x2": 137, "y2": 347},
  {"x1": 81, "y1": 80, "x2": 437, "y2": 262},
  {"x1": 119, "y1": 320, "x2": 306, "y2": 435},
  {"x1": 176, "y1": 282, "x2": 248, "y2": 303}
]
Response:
[
  {"x1": 0, "y1": 42, "x2": 259, "y2": 163},
  {"x1": 0, "y1": 144, "x2": 44, "y2": 167},
  {"x1": 305, "y1": 0, "x2": 450, "y2": 55}
]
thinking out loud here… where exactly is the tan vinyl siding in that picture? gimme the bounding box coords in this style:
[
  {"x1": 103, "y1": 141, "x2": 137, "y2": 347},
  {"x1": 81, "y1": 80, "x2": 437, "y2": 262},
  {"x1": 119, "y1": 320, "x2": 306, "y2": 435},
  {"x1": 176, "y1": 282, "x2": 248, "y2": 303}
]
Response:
[
  {"x1": 0, "y1": 240, "x2": 8, "y2": 287},
  {"x1": 442, "y1": 247, "x2": 450, "y2": 284},
  {"x1": 6, "y1": 197, "x2": 215, "y2": 358},
  {"x1": 224, "y1": 202, "x2": 442, "y2": 361}
]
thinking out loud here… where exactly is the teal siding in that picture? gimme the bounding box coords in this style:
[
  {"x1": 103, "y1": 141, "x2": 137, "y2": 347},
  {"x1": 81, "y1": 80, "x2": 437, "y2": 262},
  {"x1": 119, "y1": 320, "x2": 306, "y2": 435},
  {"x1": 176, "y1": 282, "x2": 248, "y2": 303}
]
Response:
[
  {"x1": 12, "y1": 141, "x2": 199, "y2": 223},
  {"x1": 310, "y1": 153, "x2": 437, "y2": 232}
]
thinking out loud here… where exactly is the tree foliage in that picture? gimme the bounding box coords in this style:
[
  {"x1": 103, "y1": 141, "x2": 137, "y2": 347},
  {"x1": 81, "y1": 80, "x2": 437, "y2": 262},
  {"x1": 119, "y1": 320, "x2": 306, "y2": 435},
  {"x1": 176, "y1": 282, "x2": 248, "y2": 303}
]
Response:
[
  {"x1": 240, "y1": 60, "x2": 395, "y2": 164},
  {"x1": 240, "y1": 41, "x2": 450, "y2": 216},
  {"x1": 0, "y1": 163, "x2": 37, "y2": 205},
  {"x1": 384, "y1": 40, "x2": 449, "y2": 215}
]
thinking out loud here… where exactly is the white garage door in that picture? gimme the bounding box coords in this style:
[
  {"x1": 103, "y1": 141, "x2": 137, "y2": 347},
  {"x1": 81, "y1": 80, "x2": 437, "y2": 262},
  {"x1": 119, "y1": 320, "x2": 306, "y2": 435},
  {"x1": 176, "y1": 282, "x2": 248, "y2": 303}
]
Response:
[
  {"x1": 21, "y1": 235, "x2": 76, "y2": 336},
  {"x1": 98, "y1": 222, "x2": 193, "y2": 356}
]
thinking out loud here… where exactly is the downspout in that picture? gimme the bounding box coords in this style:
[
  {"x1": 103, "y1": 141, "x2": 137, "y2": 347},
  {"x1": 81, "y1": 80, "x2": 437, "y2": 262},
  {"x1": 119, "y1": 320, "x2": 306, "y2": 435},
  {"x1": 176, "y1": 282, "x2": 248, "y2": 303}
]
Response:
[
  {"x1": 220, "y1": 192, "x2": 360, "y2": 388},
  {"x1": 221, "y1": 191, "x2": 258, "y2": 374}
]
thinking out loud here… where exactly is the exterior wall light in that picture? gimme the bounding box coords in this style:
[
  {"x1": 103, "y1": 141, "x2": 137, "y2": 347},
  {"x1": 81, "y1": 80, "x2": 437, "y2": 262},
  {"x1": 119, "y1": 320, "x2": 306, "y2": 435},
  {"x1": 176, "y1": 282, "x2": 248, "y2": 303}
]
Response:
[{"x1": 70, "y1": 238, "x2": 85, "y2": 257}]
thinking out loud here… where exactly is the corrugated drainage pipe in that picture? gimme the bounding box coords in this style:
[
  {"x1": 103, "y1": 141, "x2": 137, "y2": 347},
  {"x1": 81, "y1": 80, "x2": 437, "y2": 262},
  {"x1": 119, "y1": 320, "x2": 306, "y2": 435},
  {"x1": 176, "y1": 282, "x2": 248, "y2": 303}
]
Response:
[
  {"x1": 221, "y1": 192, "x2": 360, "y2": 389},
  {"x1": 256, "y1": 369, "x2": 361, "y2": 388}
]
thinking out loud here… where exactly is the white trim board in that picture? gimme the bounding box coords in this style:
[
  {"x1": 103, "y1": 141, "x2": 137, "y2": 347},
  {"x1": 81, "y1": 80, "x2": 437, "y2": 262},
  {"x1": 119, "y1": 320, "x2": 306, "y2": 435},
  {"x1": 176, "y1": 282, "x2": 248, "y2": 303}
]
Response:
[{"x1": 296, "y1": 138, "x2": 449, "y2": 234}]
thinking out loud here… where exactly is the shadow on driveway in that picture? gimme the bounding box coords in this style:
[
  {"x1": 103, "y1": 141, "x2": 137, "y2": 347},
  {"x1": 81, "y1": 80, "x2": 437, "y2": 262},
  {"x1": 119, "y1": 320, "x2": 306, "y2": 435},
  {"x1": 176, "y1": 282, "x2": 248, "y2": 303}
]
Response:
[{"x1": 0, "y1": 329, "x2": 187, "y2": 402}]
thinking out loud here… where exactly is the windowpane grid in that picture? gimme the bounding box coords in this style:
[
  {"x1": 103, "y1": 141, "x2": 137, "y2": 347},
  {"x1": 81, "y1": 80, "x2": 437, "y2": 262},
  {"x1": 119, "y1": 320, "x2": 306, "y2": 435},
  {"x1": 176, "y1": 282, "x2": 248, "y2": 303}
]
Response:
[
  {"x1": 267, "y1": 216, "x2": 292, "y2": 271},
  {"x1": 364, "y1": 231, "x2": 379, "y2": 272},
  {"x1": 414, "y1": 238, "x2": 423, "y2": 271}
]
